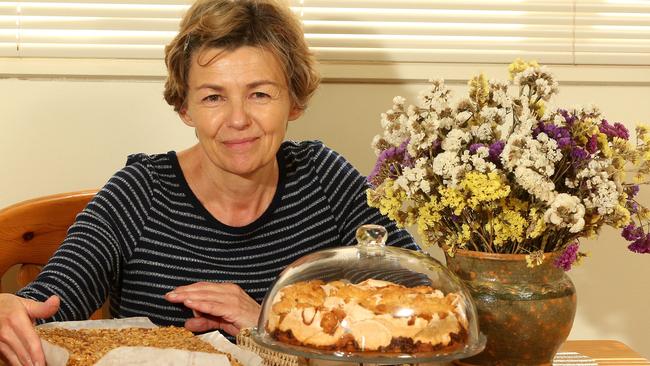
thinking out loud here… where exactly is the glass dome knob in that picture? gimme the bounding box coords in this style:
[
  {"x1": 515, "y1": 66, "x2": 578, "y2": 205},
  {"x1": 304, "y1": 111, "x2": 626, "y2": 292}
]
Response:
[{"x1": 355, "y1": 224, "x2": 387, "y2": 247}]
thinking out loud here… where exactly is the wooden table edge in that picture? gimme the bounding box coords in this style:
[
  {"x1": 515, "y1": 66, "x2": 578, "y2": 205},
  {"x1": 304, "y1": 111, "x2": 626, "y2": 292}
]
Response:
[{"x1": 560, "y1": 340, "x2": 650, "y2": 365}]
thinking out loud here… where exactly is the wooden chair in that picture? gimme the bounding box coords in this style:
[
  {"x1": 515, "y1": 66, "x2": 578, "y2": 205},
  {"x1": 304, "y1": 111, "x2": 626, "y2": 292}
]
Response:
[{"x1": 0, "y1": 189, "x2": 108, "y2": 319}]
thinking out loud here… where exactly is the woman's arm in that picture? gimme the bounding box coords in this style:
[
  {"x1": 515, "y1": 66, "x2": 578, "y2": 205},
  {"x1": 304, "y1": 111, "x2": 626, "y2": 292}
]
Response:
[{"x1": 16, "y1": 157, "x2": 154, "y2": 321}]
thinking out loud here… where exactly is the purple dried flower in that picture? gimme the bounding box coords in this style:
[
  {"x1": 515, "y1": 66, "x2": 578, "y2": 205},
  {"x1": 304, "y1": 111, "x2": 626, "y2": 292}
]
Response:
[
  {"x1": 533, "y1": 122, "x2": 572, "y2": 149},
  {"x1": 557, "y1": 137, "x2": 572, "y2": 149},
  {"x1": 570, "y1": 147, "x2": 588, "y2": 162},
  {"x1": 599, "y1": 119, "x2": 630, "y2": 140},
  {"x1": 367, "y1": 153, "x2": 390, "y2": 186},
  {"x1": 628, "y1": 234, "x2": 650, "y2": 254},
  {"x1": 431, "y1": 139, "x2": 441, "y2": 149},
  {"x1": 488, "y1": 140, "x2": 505, "y2": 163},
  {"x1": 622, "y1": 224, "x2": 644, "y2": 241},
  {"x1": 554, "y1": 242, "x2": 580, "y2": 271},
  {"x1": 628, "y1": 185, "x2": 640, "y2": 198},
  {"x1": 630, "y1": 202, "x2": 639, "y2": 214},
  {"x1": 586, "y1": 135, "x2": 599, "y2": 154},
  {"x1": 559, "y1": 109, "x2": 576, "y2": 126},
  {"x1": 451, "y1": 214, "x2": 461, "y2": 223},
  {"x1": 400, "y1": 140, "x2": 414, "y2": 167},
  {"x1": 368, "y1": 139, "x2": 412, "y2": 186},
  {"x1": 469, "y1": 143, "x2": 485, "y2": 154}
]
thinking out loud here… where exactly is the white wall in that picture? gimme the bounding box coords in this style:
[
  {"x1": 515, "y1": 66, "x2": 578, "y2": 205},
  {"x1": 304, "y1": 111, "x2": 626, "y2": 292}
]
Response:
[{"x1": 1, "y1": 65, "x2": 649, "y2": 358}]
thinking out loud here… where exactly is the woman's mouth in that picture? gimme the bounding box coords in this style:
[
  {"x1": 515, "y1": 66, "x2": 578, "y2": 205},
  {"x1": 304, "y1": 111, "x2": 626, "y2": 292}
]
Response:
[{"x1": 222, "y1": 137, "x2": 259, "y2": 149}]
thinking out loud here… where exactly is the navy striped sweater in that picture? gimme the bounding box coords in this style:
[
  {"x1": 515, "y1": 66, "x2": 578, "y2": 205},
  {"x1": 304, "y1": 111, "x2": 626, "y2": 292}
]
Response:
[{"x1": 17, "y1": 140, "x2": 416, "y2": 326}]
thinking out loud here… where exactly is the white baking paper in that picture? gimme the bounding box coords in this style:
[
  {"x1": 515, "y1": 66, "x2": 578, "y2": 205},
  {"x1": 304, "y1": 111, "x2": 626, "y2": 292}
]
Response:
[
  {"x1": 37, "y1": 317, "x2": 263, "y2": 366},
  {"x1": 94, "y1": 347, "x2": 230, "y2": 366}
]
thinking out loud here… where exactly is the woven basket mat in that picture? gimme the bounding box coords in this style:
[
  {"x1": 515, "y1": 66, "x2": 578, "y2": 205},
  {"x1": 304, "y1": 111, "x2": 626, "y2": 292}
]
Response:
[{"x1": 237, "y1": 328, "x2": 307, "y2": 366}]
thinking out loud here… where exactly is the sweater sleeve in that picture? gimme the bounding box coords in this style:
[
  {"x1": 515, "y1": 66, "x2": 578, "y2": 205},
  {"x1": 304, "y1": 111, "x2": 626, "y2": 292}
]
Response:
[
  {"x1": 309, "y1": 142, "x2": 418, "y2": 250},
  {"x1": 16, "y1": 154, "x2": 155, "y2": 321}
]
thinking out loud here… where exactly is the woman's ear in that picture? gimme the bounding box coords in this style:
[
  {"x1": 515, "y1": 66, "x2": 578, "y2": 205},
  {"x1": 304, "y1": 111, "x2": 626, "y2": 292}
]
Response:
[
  {"x1": 288, "y1": 105, "x2": 304, "y2": 121},
  {"x1": 179, "y1": 105, "x2": 196, "y2": 127}
]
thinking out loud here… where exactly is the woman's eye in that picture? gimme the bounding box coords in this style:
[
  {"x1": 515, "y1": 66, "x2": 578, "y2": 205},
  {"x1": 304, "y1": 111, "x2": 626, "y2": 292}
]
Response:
[
  {"x1": 203, "y1": 94, "x2": 222, "y2": 103},
  {"x1": 251, "y1": 92, "x2": 271, "y2": 99}
]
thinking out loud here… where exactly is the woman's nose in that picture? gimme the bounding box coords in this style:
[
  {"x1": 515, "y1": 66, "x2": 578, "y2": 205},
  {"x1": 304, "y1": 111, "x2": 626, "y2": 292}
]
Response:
[{"x1": 226, "y1": 99, "x2": 251, "y2": 130}]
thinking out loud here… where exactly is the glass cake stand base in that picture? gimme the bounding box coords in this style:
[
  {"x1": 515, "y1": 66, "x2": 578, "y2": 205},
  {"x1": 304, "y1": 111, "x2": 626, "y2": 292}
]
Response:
[{"x1": 243, "y1": 328, "x2": 485, "y2": 366}]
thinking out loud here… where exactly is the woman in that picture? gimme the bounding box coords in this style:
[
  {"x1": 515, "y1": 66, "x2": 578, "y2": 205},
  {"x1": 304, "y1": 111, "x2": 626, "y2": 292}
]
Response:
[{"x1": 0, "y1": 0, "x2": 416, "y2": 365}]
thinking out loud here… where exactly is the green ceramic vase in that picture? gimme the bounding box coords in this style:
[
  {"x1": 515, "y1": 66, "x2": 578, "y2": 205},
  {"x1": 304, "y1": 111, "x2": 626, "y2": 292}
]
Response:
[{"x1": 446, "y1": 250, "x2": 577, "y2": 366}]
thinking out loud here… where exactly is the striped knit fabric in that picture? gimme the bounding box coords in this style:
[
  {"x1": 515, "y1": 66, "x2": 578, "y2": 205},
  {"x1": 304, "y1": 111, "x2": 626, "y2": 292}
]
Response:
[{"x1": 17, "y1": 140, "x2": 416, "y2": 327}]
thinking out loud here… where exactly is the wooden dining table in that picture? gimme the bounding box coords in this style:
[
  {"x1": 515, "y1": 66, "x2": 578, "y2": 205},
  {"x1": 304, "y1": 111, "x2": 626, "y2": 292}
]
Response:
[{"x1": 556, "y1": 340, "x2": 650, "y2": 365}]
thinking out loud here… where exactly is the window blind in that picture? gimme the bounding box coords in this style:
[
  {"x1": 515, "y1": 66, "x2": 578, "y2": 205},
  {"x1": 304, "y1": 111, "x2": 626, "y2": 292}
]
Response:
[{"x1": 0, "y1": 0, "x2": 648, "y2": 65}]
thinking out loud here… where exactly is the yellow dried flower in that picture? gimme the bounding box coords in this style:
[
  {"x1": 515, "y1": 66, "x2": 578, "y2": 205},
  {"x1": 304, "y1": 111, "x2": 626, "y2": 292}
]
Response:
[
  {"x1": 367, "y1": 180, "x2": 406, "y2": 226},
  {"x1": 469, "y1": 73, "x2": 490, "y2": 109},
  {"x1": 508, "y1": 58, "x2": 539, "y2": 80},
  {"x1": 526, "y1": 251, "x2": 545, "y2": 268},
  {"x1": 534, "y1": 100, "x2": 545, "y2": 117},
  {"x1": 416, "y1": 196, "x2": 443, "y2": 233},
  {"x1": 456, "y1": 224, "x2": 472, "y2": 246},
  {"x1": 460, "y1": 172, "x2": 511, "y2": 209},
  {"x1": 597, "y1": 133, "x2": 612, "y2": 157},
  {"x1": 492, "y1": 209, "x2": 527, "y2": 246},
  {"x1": 439, "y1": 187, "x2": 466, "y2": 215},
  {"x1": 612, "y1": 205, "x2": 631, "y2": 228},
  {"x1": 527, "y1": 213, "x2": 546, "y2": 239},
  {"x1": 507, "y1": 197, "x2": 529, "y2": 212}
]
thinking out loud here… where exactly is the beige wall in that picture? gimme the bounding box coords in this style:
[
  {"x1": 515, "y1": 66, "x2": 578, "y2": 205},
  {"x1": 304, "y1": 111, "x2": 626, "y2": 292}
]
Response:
[{"x1": 1, "y1": 64, "x2": 649, "y2": 358}]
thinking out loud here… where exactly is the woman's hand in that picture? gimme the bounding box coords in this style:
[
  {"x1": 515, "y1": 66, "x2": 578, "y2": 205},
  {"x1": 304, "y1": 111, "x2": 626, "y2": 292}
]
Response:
[
  {"x1": 164, "y1": 282, "x2": 260, "y2": 336},
  {"x1": 0, "y1": 294, "x2": 59, "y2": 366}
]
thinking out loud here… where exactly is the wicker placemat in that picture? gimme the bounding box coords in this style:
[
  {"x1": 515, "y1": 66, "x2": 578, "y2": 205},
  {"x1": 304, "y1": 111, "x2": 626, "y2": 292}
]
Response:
[{"x1": 237, "y1": 328, "x2": 307, "y2": 366}]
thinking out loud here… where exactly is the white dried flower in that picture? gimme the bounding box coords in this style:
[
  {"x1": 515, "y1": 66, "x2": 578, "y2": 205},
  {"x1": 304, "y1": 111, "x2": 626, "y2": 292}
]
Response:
[
  {"x1": 491, "y1": 86, "x2": 512, "y2": 109},
  {"x1": 418, "y1": 79, "x2": 450, "y2": 112},
  {"x1": 441, "y1": 129, "x2": 470, "y2": 152},
  {"x1": 419, "y1": 180, "x2": 431, "y2": 194},
  {"x1": 470, "y1": 147, "x2": 496, "y2": 173},
  {"x1": 455, "y1": 111, "x2": 472, "y2": 124},
  {"x1": 371, "y1": 135, "x2": 383, "y2": 156},
  {"x1": 514, "y1": 166, "x2": 557, "y2": 203},
  {"x1": 394, "y1": 157, "x2": 430, "y2": 196},
  {"x1": 432, "y1": 151, "x2": 459, "y2": 176},
  {"x1": 575, "y1": 158, "x2": 621, "y2": 215},
  {"x1": 393, "y1": 96, "x2": 406, "y2": 106},
  {"x1": 438, "y1": 117, "x2": 455, "y2": 130},
  {"x1": 432, "y1": 151, "x2": 469, "y2": 187},
  {"x1": 502, "y1": 129, "x2": 561, "y2": 179},
  {"x1": 544, "y1": 193, "x2": 586, "y2": 233},
  {"x1": 553, "y1": 114, "x2": 566, "y2": 125},
  {"x1": 565, "y1": 178, "x2": 578, "y2": 189},
  {"x1": 472, "y1": 123, "x2": 493, "y2": 141},
  {"x1": 479, "y1": 107, "x2": 499, "y2": 123}
]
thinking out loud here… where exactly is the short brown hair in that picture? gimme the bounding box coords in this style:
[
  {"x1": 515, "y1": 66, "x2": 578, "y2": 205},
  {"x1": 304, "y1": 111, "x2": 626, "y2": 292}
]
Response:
[{"x1": 163, "y1": 0, "x2": 320, "y2": 112}]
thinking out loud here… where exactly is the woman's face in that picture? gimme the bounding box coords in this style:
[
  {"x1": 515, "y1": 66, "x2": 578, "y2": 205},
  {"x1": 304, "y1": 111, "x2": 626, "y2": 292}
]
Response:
[{"x1": 180, "y1": 46, "x2": 302, "y2": 177}]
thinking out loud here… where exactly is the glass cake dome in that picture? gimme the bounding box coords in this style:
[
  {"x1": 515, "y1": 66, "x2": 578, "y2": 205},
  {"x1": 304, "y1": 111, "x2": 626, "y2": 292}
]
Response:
[{"x1": 251, "y1": 224, "x2": 485, "y2": 364}]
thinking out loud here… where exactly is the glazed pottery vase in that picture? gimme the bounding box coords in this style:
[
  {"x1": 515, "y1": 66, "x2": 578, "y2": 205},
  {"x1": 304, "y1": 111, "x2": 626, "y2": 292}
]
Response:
[{"x1": 446, "y1": 250, "x2": 577, "y2": 366}]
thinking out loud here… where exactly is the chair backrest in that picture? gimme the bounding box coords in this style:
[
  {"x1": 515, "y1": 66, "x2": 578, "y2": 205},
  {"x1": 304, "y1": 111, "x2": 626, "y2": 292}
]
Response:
[{"x1": 0, "y1": 190, "x2": 108, "y2": 319}]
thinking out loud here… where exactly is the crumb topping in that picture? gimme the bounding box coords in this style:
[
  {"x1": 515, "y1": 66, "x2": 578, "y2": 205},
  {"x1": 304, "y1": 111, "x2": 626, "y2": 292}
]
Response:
[{"x1": 37, "y1": 327, "x2": 240, "y2": 366}]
